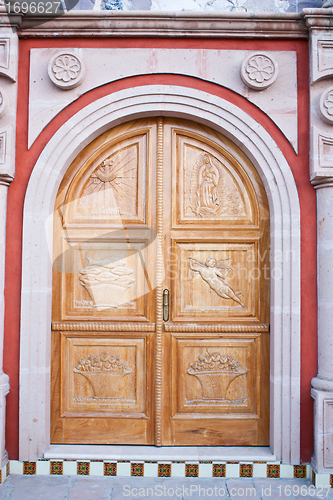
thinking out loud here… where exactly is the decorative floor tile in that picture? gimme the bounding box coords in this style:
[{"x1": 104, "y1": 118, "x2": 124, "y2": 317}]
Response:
[
  {"x1": 198, "y1": 463, "x2": 212, "y2": 478},
  {"x1": 185, "y1": 464, "x2": 198, "y2": 477},
  {"x1": 36, "y1": 460, "x2": 50, "y2": 475},
  {"x1": 294, "y1": 465, "x2": 306, "y2": 478},
  {"x1": 158, "y1": 464, "x2": 171, "y2": 477},
  {"x1": 240, "y1": 464, "x2": 253, "y2": 477},
  {"x1": 89, "y1": 462, "x2": 104, "y2": 476},
  {"x1": 144, "y1": 463, "x2": 158, "y2": 477},
  {"x1": 171, "y1": 463, "x2": 185, "y2": 477},
  {"x1": 253, "y1": 463, "x2": 267, "y2": 478},
  {"x1": 213, "y1": 464, "x2": 226, "y2": 477},
  {"x1": 6, "y1": 462, "x2": 9, "y2": 478},
  {"x1": 77, "y1": 462, "x2": 90, "y2": 475},
  {"x1": 330, "y1": 474, "x2": 333, "y2": 488},
  {"x1": 280, "y1": 464, "x2": 293, "y2": 478},
  {"x1": 104, "y1": 463, "x2": 117, "y2": 476},
  {"x1": 131, "y1": 463, "x2": 144, "y2": 477},
  {"x1": 23, "y1": 462, "x2": 36, "y2": 475},
  {"x1": 267, "y1": 464, "x2": 280, "y2": 478},
  {"x1": 50, "y1": 461, "x2": 63, "y2": 475},
  {"x1": 117, "y1": 462, "x2": 131, "y2": 476}
]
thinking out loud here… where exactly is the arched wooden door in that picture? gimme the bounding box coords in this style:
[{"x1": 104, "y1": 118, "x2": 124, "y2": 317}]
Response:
[{"x1": 51, "y1": 118, "x2": 270, "y2": 446}]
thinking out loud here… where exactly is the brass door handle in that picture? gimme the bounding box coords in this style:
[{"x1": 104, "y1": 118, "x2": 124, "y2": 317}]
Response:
[{"x1": 163, "y1": 289, "x2": 169, "y2": 322}]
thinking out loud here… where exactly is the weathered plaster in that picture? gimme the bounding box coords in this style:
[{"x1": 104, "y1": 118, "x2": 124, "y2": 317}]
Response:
[{"x1": 29, "y1": 48, "x2": 298, "y2": 151}]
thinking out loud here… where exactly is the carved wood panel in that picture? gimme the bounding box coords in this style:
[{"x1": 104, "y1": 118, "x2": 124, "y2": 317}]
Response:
[
  {"x1": 59, "y1": 240, "x2": 150, "y2": 320},
  {"x1": 171, "y1": 335, "x2": 259, "y2": 416},
  {"x1": 171, "y1": 240, "x2": 258, "y2": 321},
  {"x1": 60, "y1": 335, "x2": 146, "y2": 416},
  {"x1": 62, "y1": 132, "x2": 149, "y2": 227},
  {"x1": 172, "y1": 131, "x2": 256, "y2": 227}
]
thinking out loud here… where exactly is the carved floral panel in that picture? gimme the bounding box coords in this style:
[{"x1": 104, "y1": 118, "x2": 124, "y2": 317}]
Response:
[
  {"x1": 171, "y1": 337, "x2": 259, "y2": 416},
  {"x1": 61, "y1": 335, "x2": 147, "y2": 415},
  {"x1": 171, "y1": 241, "x2": 258, "y2": 321}
]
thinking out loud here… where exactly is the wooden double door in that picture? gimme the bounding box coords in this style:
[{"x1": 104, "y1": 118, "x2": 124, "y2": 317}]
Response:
[{"x1": 51, "y1": 118, "x2": 270, "y2": 446}]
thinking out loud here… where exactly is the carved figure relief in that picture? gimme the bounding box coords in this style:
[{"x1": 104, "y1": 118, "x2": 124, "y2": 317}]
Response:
[
  {"x1": 186, "y1": 151, "x2": 246, "y2": 220},
  {"x1": 241, "y1": 53, "x2": 278, "y2": 90},
  {"x1": 196, "y1": 153, "x2": 220, "y2": 216},
  {"x1": 48, "y1": 52, "x2": 85, "y2": 90},
  {"x1": 188, "y1": 256, "x2": 245, "y2": 308},
  {"x1": 74, "y1": 352, "x2": 132, "y2": 400},
  {"x1": 79, "y1": 257, "x2": 135, "y2": 310},
  {"x1": 187, "y1": 350, "x2": 247, "y2": 402},
  {"x1": 77, "y1": 147, "x2": 139, "y2": 219}
]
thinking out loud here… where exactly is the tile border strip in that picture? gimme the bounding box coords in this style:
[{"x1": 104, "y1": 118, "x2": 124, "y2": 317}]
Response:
[{"x1": 0, "y1": 460, "x2": 331, "y2": 486}]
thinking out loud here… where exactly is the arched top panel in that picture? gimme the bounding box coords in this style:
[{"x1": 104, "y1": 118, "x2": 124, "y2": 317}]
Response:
[{"x1": 58, "y1": 118, "x2": 266, "y2": 230}]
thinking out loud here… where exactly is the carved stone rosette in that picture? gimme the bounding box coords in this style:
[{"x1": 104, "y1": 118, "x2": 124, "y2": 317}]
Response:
[
  {"x1": 319, "y1": 86, "x2": 333, "y2": 124},
  {"x1": 241, "y1": 53, "x2": 278, "y2": 90},
  {"x1": 0, "y1": 88, "x2": 7, "y2": 119},
  {"x1": 48, "y1": 52, "x2": 85, "y2": 90}
]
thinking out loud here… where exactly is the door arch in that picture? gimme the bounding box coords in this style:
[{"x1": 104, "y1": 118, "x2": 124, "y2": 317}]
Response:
[
  {"x1": 19, "y1": 86, "x2": 300, "y2": 461},
  {"x1": 51, "y1": 117, "x2": 270, "y2": 446}
]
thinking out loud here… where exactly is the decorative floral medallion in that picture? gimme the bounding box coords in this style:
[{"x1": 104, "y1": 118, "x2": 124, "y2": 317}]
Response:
[
  {"x1": 48, "y1": 52, "x2": 85, "y2": 90},
  {"x1": 319, "y1": 87, "x2": 333, "y2": 124},
  {"x1": 241, "y1": 53, "x2": 278, "y2": 90}
]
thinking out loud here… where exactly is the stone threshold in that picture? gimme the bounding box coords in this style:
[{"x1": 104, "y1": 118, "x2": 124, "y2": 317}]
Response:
[{"x1": 44, "y1": 445, "x2": 276, "y2": 462}]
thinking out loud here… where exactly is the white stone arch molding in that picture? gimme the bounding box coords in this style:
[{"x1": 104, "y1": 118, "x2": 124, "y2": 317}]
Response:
[{"x1": 19, "y1": 85, "x2": 301, "y2": 464}]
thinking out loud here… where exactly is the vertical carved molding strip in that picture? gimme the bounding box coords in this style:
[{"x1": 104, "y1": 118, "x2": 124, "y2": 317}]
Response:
[{"x1": 155, "y1": 118, "x2": 164, "y2": 446}]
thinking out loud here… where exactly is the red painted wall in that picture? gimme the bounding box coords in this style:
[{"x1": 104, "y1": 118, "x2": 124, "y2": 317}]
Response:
[{"x1": 4, "y1": 37, "x2": 316, "y2": 462}]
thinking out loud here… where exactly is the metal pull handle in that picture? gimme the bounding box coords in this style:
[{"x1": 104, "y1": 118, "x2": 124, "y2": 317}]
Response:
[{"x1": 163, "y1": 289, "x2": 169, "y2": 322}]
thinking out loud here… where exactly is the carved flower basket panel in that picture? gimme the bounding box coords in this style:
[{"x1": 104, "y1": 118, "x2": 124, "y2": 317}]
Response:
[
  {"x1": 74, "y1": 368, "x2": 132, "y2": 399},
  {"x1": 188, "y1": 368, "x2": 247, "y2": 400}
]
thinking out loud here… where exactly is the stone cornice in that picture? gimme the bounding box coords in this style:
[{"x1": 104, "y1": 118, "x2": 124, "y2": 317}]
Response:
[
  {"x1": 311, "y1": 176, "x2": 333, "y2": 189},
  {"x1": 18, "y1": 11, "x2": 307, "y2": 38},
  {"x1": 0, "y1": 174, "x2": 14, "y2": 187},
  {"x1": 0, "y1": 6, "x2": 22, "y2": 31},
  {"x1": 303, "y1": 8, "x2": 333, "y2": 29}
]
